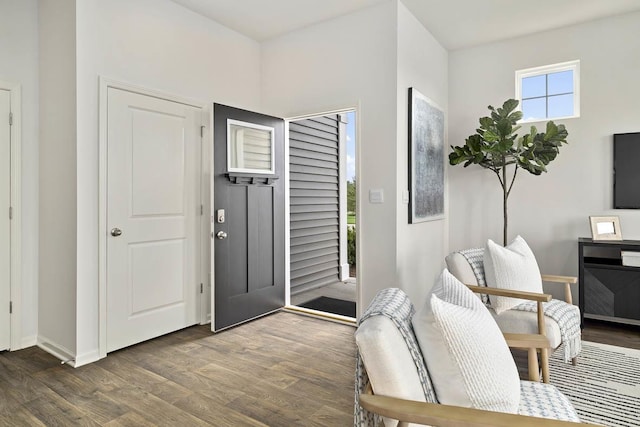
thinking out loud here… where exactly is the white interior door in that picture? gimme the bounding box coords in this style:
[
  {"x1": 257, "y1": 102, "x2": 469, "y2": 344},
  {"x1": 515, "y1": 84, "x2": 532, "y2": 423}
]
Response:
[
  {"x1": 106, "y1": 88, "x2": 201, "y2": 352},
  {"x1": 0, "y1": 89, "x2": 10, "y2": 351}
]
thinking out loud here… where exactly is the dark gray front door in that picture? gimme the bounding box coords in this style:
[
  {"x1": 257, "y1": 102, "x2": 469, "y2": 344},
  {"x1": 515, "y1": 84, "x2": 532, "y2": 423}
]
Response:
[{"x1": 213, "y1": 103, "x2": 285, "y2": 331}]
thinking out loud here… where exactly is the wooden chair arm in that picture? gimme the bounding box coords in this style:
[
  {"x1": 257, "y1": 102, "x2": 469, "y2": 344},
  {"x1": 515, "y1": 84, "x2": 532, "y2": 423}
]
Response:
[
  {"x1": 503, "y1": 333, "x2": 550, "y2": 383},
  {"x1": 360, "y1": 384, "x2": 590, "y2": 427},
  {"x1": 466, "y1": 285, "x2": 552, "y2": 303},
  {"x1": 541, "y1": 274, "x2": 577, "y2": 305},
  {"x1": 503, "y1": 333, "x2": 551, "y2": 350},
  {"x1": 541, "y1": 274, "x2": 577, "y2": 284}
]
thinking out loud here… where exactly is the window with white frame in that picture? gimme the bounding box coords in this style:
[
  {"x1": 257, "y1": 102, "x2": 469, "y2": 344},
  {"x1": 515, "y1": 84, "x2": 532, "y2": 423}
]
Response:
[{"x1": 515, "y1": 60, "x2": 580, "y2": 122}]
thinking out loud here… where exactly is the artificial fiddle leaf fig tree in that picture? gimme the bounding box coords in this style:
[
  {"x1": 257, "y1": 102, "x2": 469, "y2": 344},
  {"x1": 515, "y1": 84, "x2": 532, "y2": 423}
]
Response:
[{"x1": 449, "y1": 99, "x2": 568, "y2": 245}]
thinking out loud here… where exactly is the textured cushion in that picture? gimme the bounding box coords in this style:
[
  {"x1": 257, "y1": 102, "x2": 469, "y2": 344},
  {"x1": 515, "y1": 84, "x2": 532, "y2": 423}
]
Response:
[
  {"x1": 412, "y1": 269, "x2": 521, "y2": 413},
  {"x1": 491, "y1": 307, "x2": 562, "y2": 349},
  {"x1": 355, "y1": 316, "x2": 427, "y2": 427},
  {"x1": 518, "y1": 381, "x2": 580, "y2": 422},
  {"x1": 484, "y1": 236, "x2": 543, "y2": 314}
]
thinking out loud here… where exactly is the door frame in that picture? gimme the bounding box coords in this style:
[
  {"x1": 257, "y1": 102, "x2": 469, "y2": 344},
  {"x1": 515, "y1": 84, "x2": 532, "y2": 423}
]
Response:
[
  {"x1": 284, "y1": 104, "x2": 360, "y2": 314},
  {"x1": 98, "y1": 77, "x2": 209, "y2": 359},
  {"x1": 0, "y1": 80, "x2": 22, "y2": 350}
]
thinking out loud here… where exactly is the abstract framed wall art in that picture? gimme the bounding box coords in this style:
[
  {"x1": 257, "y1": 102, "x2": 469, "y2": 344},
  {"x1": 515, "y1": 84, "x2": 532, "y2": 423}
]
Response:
[{"x1": 408, "y1": 87, "x2": 444, "y2": 223}]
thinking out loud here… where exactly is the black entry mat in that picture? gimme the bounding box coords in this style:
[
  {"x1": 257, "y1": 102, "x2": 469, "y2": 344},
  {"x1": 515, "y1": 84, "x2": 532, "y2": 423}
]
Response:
[{"x1": 299, "y1": 296, "x2": 356, "y2": 318}]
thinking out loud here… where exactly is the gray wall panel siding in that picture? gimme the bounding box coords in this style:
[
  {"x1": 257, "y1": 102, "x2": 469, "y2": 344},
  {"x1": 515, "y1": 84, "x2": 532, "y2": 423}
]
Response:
[{"x1": 289, "y1": 115, "x2": 341, "y2": 294}]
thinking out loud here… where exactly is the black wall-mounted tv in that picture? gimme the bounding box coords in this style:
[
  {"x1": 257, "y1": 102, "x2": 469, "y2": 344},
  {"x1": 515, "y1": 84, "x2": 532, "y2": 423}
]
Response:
[{"x1": 614, "y1": 132, "x2": 640, "y2": 209}]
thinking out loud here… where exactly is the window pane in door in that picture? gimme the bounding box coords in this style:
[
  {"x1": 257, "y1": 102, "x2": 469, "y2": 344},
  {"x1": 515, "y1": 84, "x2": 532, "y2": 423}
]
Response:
[{"x1": 228, "y1": 121, "x2": 273, "y2": 173}]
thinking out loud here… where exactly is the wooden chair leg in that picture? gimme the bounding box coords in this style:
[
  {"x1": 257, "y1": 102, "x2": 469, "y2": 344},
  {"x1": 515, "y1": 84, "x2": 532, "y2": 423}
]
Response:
[
  {"x1": 528, "y1": 348, "x2": 540, "y2": 382},
  {"x1": 540, "y1": 348, "x2": 550, "y2": 383}
]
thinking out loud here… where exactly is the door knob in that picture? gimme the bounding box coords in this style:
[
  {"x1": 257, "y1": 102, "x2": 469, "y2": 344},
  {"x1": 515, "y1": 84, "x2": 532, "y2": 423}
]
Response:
[
  {"x1": 110, "y1": 228, "x2": 123, "y2": 237},
  {"x1": 216, "y1": 231, "x2": 228, "y2": 240}
]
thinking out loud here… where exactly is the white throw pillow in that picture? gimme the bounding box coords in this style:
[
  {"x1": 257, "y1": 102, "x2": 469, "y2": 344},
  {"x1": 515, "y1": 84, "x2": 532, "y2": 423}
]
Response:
[
  {"x1": 412, "y1": 269, "x2": 521, "y2": 413},
  {"x1": 484, "y1": 235, "x2": 543, "y2": 315}
]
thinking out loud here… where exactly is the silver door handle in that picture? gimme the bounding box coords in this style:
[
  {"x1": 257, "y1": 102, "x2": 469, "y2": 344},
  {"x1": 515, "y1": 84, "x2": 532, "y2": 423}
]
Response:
[
  {"x1": 216, "y1": 231, "x2": 227, "y2": 240},
  {"x1": 111, "y1": 228, "x2": 123, "y2": 237}
]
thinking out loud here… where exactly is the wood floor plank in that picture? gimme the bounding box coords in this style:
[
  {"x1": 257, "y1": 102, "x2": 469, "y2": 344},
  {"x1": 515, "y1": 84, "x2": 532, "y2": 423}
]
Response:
[
  {"x1": 308, "y1": 404, "x2": 354, "y2": 427},
  {"x1": 33, "y1": 368, "x2": 130, "y2": 424},
  {"x1": 0, "y1": 358, "x2": 55, "y2": 405},
  {"x1": 172, "y1": 393, "x2": 269, "y2": 427},
  {"x1": 0, "y1": 407, "x2": 48, "y2": 427},
  {"x1": 107, "y1": 386, "x2": 210, "y2": 426},
  {"x1": 96, "y1": 353, "x2": 167, "y2": 387},
  {"x1": 22, "y1": 391, "x2": 102, "y2": 427},
  {"x1": 102, "y1": 411, "x2": 158, "y2": 427},
  {"x1": 582, "y1": 319, "x2": 640, "y2": 349},
  {"x1": 196, "y1": 359, "x2": 299, "y2": 393}
]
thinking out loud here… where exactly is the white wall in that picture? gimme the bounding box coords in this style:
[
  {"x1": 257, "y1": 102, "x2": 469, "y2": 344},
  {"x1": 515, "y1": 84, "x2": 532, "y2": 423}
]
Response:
[
  {"x1": 0, "y1": 0, "x2": 39, "y2": 347},
  {"x1": 261, "y1": 1, "x2": 400, "y2": 313},
  {"x1": 38, "y1": 0, "x2": 77, "y2": 356},
  {"x1": 73, "y1": 0, "x2": 262, "y2": 362},
  {"x1": 395, "y1": 1, "x2": 448, "y2": 306},
  {"x1": 262, "y1": 1, "x2": 449, "y2": 311},
  {"x1": 448, "y1": 12, "x2": 640, "y2": 299}
]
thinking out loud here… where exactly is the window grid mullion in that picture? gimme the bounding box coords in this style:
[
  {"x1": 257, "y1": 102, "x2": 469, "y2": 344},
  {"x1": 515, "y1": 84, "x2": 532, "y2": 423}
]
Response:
[{"x1": 545, "y1": 73, "x2": 549, "y2": 119}]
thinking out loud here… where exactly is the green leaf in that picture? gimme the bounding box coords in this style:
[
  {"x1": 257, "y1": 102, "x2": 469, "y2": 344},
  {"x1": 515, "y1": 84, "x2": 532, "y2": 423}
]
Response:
[
  {"x1": 496, "y1": 119, "x2": 512, "y2": 138},
  {"x1": 479, "y1": 116, "x2": 494, "y2": 129},
  {"x1": 507, "y1": 111, "x2": 523, "y2": 123},
  {"x1": 483, "y1": 130, "x2": 499, "y2": 142},
  {"x1": 501, "y1": 99, "x2": 519, "y2": 115},
  {"x1": 544, "y1": 121, "x2": 558, "y2": 140}
]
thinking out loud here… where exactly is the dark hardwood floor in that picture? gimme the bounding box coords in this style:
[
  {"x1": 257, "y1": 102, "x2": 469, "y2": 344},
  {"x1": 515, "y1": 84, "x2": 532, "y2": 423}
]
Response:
[
  {"x1": 0, "y1": 312, "x2": 356, "y2": 426},
  {"x1": 0, "y1": 311, "x2": 638, "y2": 426},
  {"x1": 582, "y1": 318, "x2": 640, "y2": 350}
]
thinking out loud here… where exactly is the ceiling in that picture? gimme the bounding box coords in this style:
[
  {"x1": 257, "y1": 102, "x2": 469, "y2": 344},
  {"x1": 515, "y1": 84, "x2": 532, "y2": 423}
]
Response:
[{"x1": 171, "y1": 0, "x2": 640, "y2": 50}]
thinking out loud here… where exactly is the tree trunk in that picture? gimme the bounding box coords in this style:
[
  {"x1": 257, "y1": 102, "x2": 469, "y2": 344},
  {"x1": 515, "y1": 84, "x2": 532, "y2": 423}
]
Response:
[{"x1": 502, "y1": 164, "x2": 508, "y2": 246}]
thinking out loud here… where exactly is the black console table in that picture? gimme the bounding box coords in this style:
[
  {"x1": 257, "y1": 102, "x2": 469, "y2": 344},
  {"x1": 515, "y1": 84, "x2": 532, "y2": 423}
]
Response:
[{"x1": 579, "y1": 238, "x2": 640, "y2": 327}]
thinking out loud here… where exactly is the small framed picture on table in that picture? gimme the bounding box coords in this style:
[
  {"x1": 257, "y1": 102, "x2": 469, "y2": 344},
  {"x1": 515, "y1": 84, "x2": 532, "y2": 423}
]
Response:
[{"x1": 589, "y1": 216, "x2": 622, "y2": 241}]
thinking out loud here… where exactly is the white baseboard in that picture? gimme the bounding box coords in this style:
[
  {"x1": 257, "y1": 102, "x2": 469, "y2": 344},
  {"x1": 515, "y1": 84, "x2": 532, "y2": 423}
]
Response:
[
  {"x1": 37, "y1": 335, "x2": 75, "y2": 365},
  {"x1": 72, "y1": 349, "x2": 102, "y2": 368}
]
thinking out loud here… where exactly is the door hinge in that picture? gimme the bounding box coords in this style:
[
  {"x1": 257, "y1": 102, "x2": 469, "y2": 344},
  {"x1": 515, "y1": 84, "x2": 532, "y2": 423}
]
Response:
[
  {"x1": 200, "y1": 283, "x2": 203, "y2": 294},
  {"x1": 9, "y1": 301, "x2": 12, "y2": 314},
  {"x1": 9, "y1": 112, "x2": 13, "y2": 126},
  {"x1": 200, "y1": 204, "x2": 203, "y2": 215},
  {"x1": 200, "y1": 126, "x2": 205, "y2": 137},
  {"x1": 9, "y1": 206, "x2": 12, "y2": 220}
]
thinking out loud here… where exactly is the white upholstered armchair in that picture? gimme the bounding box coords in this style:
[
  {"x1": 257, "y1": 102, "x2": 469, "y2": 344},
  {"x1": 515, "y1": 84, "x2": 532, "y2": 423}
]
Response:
[
  {"x1": 355, "y1": 282, "x2": 588, "y2": 427},
  {"x1": 446, "y1": 237, "x2": 581, "y2": 384}
]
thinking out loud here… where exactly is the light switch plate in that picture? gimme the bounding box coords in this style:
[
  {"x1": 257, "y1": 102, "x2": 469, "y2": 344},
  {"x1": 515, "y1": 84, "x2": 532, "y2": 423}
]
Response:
[{"x1": 369, "y1": 189, "x2": 384, "y2": 204}]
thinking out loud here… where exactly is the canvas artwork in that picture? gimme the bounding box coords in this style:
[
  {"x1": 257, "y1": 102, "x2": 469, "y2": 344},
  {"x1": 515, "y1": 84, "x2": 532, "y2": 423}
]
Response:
[{"x1": 409, "y1": 87, "x2": 444, "y2": 223}]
